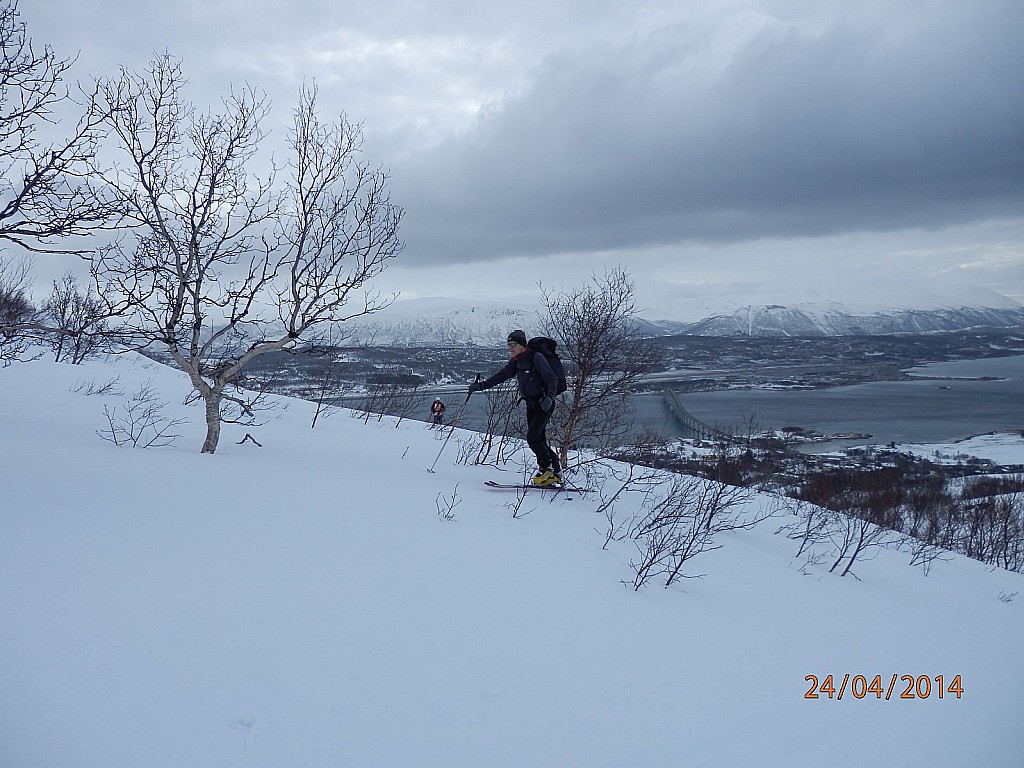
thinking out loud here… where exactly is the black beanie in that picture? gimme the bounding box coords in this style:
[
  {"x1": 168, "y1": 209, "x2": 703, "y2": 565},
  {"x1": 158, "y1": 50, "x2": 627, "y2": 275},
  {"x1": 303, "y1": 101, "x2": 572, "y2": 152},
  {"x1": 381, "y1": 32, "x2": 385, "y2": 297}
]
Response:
[{"x1": 507, "y1": 329, "x2": 528, "y2": 346}]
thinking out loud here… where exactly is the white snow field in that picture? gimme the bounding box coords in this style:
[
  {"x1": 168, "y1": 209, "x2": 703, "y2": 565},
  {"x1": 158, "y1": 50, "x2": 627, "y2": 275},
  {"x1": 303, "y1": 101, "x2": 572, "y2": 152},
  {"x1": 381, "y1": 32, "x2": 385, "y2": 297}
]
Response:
[{"x1": 2, "y1": 353, "x2": 1023, "y2": 767}]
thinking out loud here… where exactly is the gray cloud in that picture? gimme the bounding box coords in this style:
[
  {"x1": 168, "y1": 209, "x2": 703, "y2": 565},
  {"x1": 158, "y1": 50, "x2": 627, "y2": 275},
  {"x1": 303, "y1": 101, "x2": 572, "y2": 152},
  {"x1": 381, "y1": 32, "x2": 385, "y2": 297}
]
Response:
[
  {"x1": 396, "y1": 1, "x2": 1024, "y2": 263},
  {"x1": 16, "y1": 0, "x2": 1024, "y2": 310}
]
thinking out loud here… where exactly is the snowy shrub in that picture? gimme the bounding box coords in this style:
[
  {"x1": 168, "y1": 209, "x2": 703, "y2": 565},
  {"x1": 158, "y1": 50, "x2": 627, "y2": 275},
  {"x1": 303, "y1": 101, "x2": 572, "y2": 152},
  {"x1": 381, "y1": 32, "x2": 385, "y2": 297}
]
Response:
[{"x1": 97, "y1": 380, "x2": 186, "y2": 448}]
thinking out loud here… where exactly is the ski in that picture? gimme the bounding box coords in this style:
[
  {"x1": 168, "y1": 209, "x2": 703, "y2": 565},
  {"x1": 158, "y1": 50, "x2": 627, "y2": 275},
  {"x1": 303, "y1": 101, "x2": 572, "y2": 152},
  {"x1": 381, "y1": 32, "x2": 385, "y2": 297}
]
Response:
[{"x1": 484, "y1": 480, "x2": 594, "y2": 493}]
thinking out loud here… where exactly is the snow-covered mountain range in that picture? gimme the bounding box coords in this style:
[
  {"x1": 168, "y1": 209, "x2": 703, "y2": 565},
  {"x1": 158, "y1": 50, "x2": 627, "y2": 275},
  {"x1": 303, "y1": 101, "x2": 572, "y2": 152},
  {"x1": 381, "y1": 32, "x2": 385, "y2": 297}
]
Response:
[
  {"x1": 643, "y1": 283, "x2": 1024, "y2": 336},
  {"x1": 341, "y1": 297, "x2": 543, "y2": 346},
  {"x1": 342, "y1": 289, "x2": 1024, "y2": 344},
  {"x1": 641, "y1": 303, "x2": 1024, "y2": 337}
]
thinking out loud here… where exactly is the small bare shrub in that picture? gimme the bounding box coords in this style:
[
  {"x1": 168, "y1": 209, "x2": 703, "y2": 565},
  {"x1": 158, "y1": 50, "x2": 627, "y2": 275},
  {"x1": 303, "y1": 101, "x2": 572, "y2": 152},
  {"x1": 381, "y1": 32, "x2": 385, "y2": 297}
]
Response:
[
  {"x1": 97, "y1": 380, "x2": 187, "y2": 448},
  {"x1": 907, "y1": 537, "x2": 950, "y2": 576},
  {"x1": 0, "y1": 257, "x2": 37, "y2": 365},
  {"x1": 629, "y1": 474, "x2": 760, "y2": 589},
  {"x1": 467, "y1": 381, "x2": 523, "y2": 467},
  {"x1": 777, "y1": 496, "x2": 836, "y2": 559},
  {"x1": 435, "y1": 485, "x2": 461, "y2": 522},
  {"x1": 72, "y1": 376, "x2": 124, "y2": 397},
  {"x1": 358, "y1": 366, "x2": 422, "y2": 426},
  {"x1": 826, "y1": 512, "x2": 895, "y2": 578}
]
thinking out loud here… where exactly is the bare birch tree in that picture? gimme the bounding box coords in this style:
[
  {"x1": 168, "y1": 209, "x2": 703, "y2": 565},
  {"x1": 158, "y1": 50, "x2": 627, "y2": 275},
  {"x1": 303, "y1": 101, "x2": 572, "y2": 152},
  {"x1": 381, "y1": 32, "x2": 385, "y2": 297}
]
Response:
[
  {"x1": 542, "y1": 267, "x2": 661, "y2": 469},
  {"x1": 42, "y1": 272, "x2": 109, "y2": 362},
  {"x1": 94, "y1": 55, "x2": 403, "y2": 452},
  {"x1": 0, "y1": 1, "x2": 121, "y2": 357}
]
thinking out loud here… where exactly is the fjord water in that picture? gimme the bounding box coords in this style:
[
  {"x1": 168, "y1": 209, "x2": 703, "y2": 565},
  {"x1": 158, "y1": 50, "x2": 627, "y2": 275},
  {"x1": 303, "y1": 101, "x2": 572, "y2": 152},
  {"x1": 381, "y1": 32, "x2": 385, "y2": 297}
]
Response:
[
  {"x1": 374, "y1": 354, "x2": 1023, "y2": 453},
  {"x1": 645, "y1": 354, "x2": 1024, "y2": 451}
]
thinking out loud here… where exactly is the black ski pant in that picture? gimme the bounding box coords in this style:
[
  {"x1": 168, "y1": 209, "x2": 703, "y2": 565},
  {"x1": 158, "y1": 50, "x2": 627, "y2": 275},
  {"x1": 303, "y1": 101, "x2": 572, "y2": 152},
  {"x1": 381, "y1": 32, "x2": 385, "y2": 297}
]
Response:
[{"x1": 525, "y1": 399, "x2": 560, "y2": 473}]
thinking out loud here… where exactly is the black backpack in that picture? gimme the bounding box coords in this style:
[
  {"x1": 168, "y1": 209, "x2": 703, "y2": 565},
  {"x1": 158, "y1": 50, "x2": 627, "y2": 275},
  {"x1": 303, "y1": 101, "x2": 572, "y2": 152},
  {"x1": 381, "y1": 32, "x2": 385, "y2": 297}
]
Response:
[{"x1": 527, "y1": 336, "x2": 568, "y2": 395}]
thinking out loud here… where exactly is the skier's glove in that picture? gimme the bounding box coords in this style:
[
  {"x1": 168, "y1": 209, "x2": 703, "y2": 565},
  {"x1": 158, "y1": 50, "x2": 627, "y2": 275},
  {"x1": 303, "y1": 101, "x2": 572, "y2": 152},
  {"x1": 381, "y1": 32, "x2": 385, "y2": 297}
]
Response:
[
  {"x1": 539, "y1": 394, "x2": 555, "y2": 414},
  {"x1": 467, "y1": 381, "x2": 484, "y2": 396}
]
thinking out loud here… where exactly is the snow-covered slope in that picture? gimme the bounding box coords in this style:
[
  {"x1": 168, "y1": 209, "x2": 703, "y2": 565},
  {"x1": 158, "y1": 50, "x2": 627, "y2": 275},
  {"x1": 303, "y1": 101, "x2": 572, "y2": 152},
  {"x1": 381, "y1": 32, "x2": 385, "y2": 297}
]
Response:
[{"x1": 2, "y1": 354, "x2": 1023, "y2": 767}]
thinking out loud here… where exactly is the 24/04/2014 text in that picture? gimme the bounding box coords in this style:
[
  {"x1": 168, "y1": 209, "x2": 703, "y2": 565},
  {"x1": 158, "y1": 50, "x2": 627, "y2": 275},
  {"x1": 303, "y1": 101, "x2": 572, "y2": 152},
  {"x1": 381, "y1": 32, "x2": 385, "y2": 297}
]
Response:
[{"x1": 804, "y1": 674, "x2": 963, "y2": 700}]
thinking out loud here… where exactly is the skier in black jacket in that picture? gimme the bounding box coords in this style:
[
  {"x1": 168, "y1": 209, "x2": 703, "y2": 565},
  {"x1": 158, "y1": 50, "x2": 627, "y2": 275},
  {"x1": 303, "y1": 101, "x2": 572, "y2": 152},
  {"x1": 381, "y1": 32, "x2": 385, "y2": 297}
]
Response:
[{"x1": 468, "y1": 329, "x2": 562, "y2": 486}]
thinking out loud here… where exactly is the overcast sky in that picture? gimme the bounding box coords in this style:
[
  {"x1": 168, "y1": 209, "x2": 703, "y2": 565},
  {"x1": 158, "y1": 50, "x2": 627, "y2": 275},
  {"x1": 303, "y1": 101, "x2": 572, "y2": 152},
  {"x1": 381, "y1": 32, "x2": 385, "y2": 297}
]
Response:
[{"x1": 20, "y1": 0, "x2": 1024, "y2": 318}]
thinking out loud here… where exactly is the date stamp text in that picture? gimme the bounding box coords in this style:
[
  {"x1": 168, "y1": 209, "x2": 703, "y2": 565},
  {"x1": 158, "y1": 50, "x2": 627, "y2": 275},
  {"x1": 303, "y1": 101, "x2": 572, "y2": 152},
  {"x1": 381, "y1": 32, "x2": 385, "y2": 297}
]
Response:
[{"x1": 804, "y1": 674, "x2": 963, "y2": 701}]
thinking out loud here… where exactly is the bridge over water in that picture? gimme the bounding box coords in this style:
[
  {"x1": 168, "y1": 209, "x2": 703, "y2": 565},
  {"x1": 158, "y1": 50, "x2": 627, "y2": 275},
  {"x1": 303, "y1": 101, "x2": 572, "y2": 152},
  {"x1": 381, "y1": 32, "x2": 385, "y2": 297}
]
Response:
[{"x1": 661, "y1": 389, "x2": 730, "y2": 441}]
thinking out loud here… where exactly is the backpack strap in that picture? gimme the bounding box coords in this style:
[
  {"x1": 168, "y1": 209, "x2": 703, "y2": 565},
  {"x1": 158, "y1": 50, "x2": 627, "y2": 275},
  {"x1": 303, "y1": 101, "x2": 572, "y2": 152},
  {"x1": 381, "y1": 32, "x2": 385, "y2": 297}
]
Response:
[{"x1": 527, "y1": 349, "x2": 553, "y2": 396}]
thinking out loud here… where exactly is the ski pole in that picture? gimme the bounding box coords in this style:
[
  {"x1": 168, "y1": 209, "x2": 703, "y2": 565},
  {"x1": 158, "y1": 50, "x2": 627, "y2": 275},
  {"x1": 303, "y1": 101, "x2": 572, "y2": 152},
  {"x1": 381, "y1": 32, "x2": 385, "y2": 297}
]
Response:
[
  {"x1": 426, "y1": 417, "x2": 458, "y2": 473},
  {"x1": 427, "y1": 374, "x2": 479, "y2": 473},
  {"x1": 464, "y1": 373, "x2": 480, "y2": 404}
]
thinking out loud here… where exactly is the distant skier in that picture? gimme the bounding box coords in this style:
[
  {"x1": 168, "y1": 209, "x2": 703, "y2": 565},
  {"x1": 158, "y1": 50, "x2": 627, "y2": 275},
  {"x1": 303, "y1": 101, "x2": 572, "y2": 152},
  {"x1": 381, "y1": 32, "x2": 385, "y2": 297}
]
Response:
[
  {"x1": 467, "y1": 329, "x2": 562, "y2": 487},
  {"x1": 430, "y1": 398, "x2": 446, "y2": 426}
]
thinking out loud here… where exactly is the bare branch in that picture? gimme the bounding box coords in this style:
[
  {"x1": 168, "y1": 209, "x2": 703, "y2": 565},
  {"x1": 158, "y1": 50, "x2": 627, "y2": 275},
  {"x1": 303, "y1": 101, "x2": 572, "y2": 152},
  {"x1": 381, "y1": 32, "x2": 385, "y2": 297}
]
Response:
[{"x1": 0, "y1": 1, "x2": 121, "y2": 253}]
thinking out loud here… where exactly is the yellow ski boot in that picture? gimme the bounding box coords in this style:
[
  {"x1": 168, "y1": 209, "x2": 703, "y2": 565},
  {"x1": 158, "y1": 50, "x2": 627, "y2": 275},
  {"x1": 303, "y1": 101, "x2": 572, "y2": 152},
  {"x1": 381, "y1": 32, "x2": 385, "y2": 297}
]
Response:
[{"x1": 532, "y1": 469, "x2": 562, "y2": 487}]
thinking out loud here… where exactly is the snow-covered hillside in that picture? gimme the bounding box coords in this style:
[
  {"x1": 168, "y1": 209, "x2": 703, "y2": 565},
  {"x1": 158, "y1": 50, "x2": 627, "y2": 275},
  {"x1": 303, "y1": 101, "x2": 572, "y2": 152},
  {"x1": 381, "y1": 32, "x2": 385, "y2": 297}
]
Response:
[
  {"x1": 2, "y1": 354, "x2": 1023, "y2": 767},
  {"x1": 343, "y1": 297, "x2": 543, "y2": 346}
]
